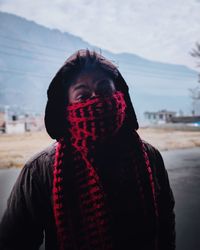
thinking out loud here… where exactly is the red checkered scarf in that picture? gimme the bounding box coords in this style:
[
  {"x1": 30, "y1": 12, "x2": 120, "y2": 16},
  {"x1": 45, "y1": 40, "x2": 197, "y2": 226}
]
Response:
[{"x1": 52, "y1": 91, "x2": 158, "y2": 250}]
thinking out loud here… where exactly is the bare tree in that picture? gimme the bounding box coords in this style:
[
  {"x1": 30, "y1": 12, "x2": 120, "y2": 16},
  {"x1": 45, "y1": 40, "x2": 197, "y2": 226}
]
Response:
[
  {"x1": 189, "y1": 42, "x2": 200, "y2": 115},
  {"x1": 191, "y1": 43, "x2": 200, "y2": 78}
]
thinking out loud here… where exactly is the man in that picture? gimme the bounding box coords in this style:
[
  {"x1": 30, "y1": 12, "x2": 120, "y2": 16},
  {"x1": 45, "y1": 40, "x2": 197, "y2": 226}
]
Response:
[{"x1": 0, "y1": 49, "x2": 175, "y2": 250}]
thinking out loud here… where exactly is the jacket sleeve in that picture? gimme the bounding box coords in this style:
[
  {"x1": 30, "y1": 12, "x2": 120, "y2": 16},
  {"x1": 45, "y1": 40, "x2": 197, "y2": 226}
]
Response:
[
  {"x1": 0, "y1": 158, "x2": 46, "y2": 250},
  {"x1": 153, "y1": 149, "x2": 176, "y2": 250}
]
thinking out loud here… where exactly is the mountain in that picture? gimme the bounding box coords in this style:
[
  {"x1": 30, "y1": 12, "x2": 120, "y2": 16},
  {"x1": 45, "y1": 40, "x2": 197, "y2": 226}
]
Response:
[{"x1": 0, "y1": 11, "x2": 199, "y2": 124}]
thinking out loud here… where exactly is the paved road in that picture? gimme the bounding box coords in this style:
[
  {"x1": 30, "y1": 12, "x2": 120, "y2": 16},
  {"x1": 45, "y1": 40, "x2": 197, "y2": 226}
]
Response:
[
  {"x1": 0, "y1": 147, "x2": 200, "y2": 250},
  {"x1": 162, "y1": 148, "x2": 200, "y2": 250},
  {"x1": 0, "y1": 167, "x2": 20, "y2": 217}
]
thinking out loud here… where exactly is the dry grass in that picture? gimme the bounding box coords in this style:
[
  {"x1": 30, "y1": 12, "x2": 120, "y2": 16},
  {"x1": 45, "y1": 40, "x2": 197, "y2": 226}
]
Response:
[
  {"x1": 0, "y1": 131, "x2": 54, "y2": 169},
  {"x1": 0, "y1": 128, "x2": 200, "y2": 169},
  {"x1": 138, "y1": 128, "x2": 200, "y2": 151}
]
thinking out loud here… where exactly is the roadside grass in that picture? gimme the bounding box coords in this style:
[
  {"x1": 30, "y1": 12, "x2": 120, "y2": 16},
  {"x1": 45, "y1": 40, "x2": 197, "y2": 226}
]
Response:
[{"x1": 0, "y1": 128, "x2": 200, "y2": 168}]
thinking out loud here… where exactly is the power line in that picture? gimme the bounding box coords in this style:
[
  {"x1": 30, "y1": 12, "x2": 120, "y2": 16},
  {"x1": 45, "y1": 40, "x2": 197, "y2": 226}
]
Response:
[
  {"x1": 122, "y1": 68, "x2": 194, "y2": 79},
  {"x1": 0, "y1": 33, "x2": 197, "y2": 79},
  {"x1": 0, "y1": 33, "x2": 70, "y2": 53},
  {"x1": 1, "y1": 67, "x2": 190, "y2": 81},
  {"x1": 0, "y1": 50, "x2": 194, "y2": 79},
  {"x1": 120, "y1": 68, "x2": 195, "y2": 80},
  {"x1": 0, "y1": 68, "x2": 51, "y2": 78},
  {"x1": 118, "y1": 61, "x2": 196, "y2": 78},
  {"x1": 0, "y1": 50, "x2": 61, "y2": 65},
  {"x1": 0, "y1": 43, "x2": 64, "y2": 60},
  {"x1": 0, "y1": 32, "x2": 196, "y2": 77}
]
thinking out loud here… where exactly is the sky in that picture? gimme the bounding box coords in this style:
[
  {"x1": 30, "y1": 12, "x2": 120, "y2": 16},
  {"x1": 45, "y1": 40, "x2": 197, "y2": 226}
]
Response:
[{"x1": 0, "y1": 0, "x2": 200, "y2": 70}]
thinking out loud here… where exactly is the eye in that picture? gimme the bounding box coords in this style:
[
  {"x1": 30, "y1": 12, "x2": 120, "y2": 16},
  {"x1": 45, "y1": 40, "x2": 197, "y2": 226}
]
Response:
[
  {"x1": 96, "y1": 80, "x2": 115, "y2": 96},
  {"x1": 76, "y1": 92, "x2": 91, "y2": 102}
]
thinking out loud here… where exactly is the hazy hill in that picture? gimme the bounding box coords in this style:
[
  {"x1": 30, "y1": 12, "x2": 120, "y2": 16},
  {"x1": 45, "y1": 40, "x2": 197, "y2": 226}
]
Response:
[{"x1": 0, "y1": 11, "x2": 199, "y2": 123}]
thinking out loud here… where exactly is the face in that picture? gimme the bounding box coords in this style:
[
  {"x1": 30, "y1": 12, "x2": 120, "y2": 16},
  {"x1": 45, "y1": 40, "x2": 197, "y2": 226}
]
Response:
[{"x1": 67, "y1": 69, "x2": 116, "y2": 104}]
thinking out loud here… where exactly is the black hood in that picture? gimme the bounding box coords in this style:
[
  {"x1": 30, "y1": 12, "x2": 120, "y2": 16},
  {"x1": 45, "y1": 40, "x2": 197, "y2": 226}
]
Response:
[{"x1": 44, "y1": 50, "x2": 139, "y2": 140}]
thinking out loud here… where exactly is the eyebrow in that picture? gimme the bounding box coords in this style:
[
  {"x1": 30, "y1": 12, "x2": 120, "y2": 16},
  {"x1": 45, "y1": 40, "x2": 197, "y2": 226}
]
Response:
[
  {"x1": 96, "y1": 79, "x2": 111, "y2": 84},
  {"x1": 72, "y1": 78, "x2": 112, "y2": 92},
  {"x1": 73, "y1": 84, "x2": 88, "y2": 91}
]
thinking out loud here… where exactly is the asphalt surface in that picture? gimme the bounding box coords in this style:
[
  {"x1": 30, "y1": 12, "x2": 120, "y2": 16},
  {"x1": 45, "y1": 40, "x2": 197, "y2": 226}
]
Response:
[
  {"x1": 162, "y1": 148, "x2": 200, "y2": 250},
  {"x1": 0, "y1": 147, "x2": 200, "y2": 250}
]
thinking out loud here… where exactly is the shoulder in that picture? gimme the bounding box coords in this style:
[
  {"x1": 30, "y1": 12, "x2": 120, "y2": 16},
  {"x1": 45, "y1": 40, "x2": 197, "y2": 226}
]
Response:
[
  {"x1": 142, "y1": 140, "x2": 174, "y2": 197},
  {"x1": 4, "y1": 143, "x2": 58, "y2": 222},
  {"x1": 13, "y1": 142, "x2": 57, "y2": 197},
  {"x1": 142, "y1": 140, "x2": 163, "y2": 163},
  {"x1": 20, "y1": 142, "x2": 57, "y2": 186},
  {"x1": 24, "y1": 142, "x2": 56, "y2": 170},
  {"x1": 142, "y1": 140, "x2": 167, "y2": 182}
]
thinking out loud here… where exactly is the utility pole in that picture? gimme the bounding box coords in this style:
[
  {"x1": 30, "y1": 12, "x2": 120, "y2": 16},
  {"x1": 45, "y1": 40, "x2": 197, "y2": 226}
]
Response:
[
  {"x1": 189, "y1": 86, "x2": 200, "y2": 116},
  {"x1": 190, "y1": 43, "x2": 200, "y2": 115}
]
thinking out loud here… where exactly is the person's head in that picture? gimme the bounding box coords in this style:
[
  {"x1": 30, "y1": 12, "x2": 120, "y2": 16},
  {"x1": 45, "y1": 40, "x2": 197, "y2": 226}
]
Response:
[
  {"x1": 45, "y1": 49, "x2": 139, "y2": 140},
  {"x1": 67, "y1": 68, "x2": 116, "y2": 104},
  {"x1": 61, "y1": 50, "x2": 119, "y2": 104}
]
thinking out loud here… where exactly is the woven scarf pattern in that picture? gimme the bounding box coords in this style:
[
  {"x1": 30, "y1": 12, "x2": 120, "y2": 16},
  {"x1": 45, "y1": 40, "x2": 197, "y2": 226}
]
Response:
[
  {"x1": 52, "y1": 91, "x2": 159, "y2": 250},
  {"x1": 67, "y1": 91, "x2": 126, "y2": 152}
]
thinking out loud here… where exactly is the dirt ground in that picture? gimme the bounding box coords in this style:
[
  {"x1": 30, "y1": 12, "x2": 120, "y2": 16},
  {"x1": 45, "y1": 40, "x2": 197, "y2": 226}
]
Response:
[
  {"x1": 138, "y1": 128, "x2": 200, "y2": 150},
  {"x1": 0, "y1": 128, "x2": 200, "y2": 168},
  {"x1": 0, "y1": 131, "x2": 54, "y2": 168}
]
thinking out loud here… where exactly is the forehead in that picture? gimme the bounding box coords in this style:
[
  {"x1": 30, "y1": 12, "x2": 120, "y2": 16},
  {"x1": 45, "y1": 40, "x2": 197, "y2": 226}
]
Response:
[{"x1": 69, "y1": 69, "x2": 113, "y2": 86}]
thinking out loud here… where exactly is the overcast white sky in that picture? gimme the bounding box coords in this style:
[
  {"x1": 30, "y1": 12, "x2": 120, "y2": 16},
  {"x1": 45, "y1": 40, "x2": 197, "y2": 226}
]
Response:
[{"x1": 0, "y1": 0, "x2": 200, "y2": 69}]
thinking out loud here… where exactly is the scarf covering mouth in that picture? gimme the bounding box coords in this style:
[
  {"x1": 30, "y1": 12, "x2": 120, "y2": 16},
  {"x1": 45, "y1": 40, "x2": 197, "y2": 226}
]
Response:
[
  {"x1": 52, "y1": 91, "x2": 159, "y2": 250},
  {"x1": 67, "y1": 91, "x2": 127, "y2": 151}
]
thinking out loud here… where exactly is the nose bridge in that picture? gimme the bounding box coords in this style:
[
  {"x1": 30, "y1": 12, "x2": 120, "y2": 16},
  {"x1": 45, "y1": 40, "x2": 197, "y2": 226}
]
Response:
[
  {"x1": 90, "y1": 82, "x2": 98, "y2": 98},
  {"x1": 91, "y1": 91, "x2": 97, "y2": 98}
]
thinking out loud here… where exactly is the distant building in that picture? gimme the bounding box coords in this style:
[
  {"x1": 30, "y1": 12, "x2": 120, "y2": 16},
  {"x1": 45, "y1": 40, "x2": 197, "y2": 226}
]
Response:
[
  {"x1": 0, "y1": 106, "x2": 44, "y2": 134},
  {"x1": 170, "y1": 115, "x2": 200, "y2": 124},
  {"x1": 5, "y1": 120, "x2": 25, "y2": 134},
  {"x1": 24, "y1": 114, "x2": 44, "y2": 132},
  {"x1": 144, "y1": 110, "x2": 177, "y2": 124}
]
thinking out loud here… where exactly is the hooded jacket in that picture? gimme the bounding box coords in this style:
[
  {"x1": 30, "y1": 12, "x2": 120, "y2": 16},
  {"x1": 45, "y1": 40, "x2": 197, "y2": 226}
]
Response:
[{"x1": 0, "y1": 50, "x2": 175, "y2": 250}]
